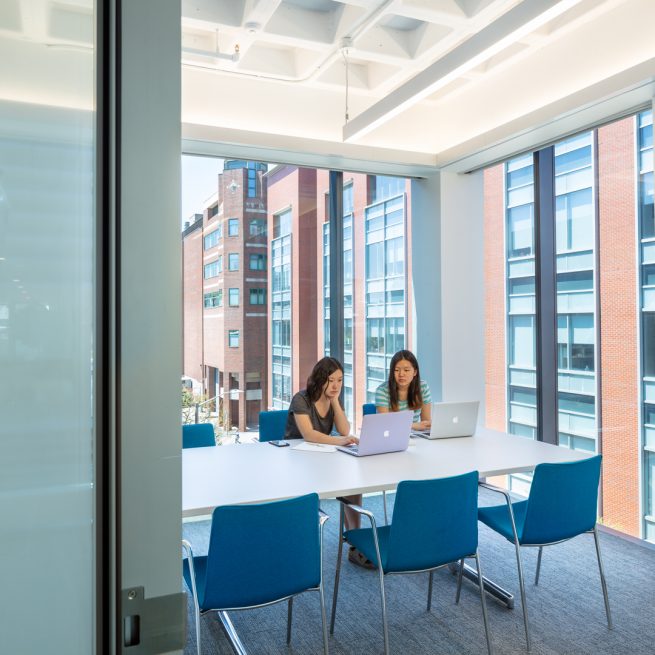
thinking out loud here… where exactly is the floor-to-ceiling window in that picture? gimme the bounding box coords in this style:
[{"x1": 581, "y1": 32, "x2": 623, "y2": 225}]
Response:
[
  {"x1": 365, "y1": 185, "x2": 407, "y2": 402},
  {"x1": 505, "y1": 154, "x2": 538, "y2": 438},
  {"x1": 554, "y1": 132, "x2": 598, "y2": 453},
  {"x1": 639, "y1": 109, "x2": 655, "y2": 540},
  {"x1": 489, "y1": 109, "x2": 655, "y2": 542},
  {"x1": 183, "y1": 163, "x2": 412, "y2": 433},
  {"x1": 271, "y1": 208, "x2": 292, "y2": 409},
  {"x1": 343, "y1": 186, "x2": 354, "y2": 421},
  {"x1": 182, "y1": 156, "x2": 269, "y2": 431},
  {"x1": 504, "y1": 154, "x2": 538, "y2": 494},
  {"x1": 323, "y1": 183, "x2": 355, "y2": 422}
]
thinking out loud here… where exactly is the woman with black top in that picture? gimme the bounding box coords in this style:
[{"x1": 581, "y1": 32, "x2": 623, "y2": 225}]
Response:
[
  {"x1": 284, "y1": 356, "x2": 356, "y2": 446},
  {"x1": 285, "y1": 357, "x2": 374, "y2": 569}
]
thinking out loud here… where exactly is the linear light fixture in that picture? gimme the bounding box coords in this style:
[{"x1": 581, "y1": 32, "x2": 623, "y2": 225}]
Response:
[{"x1": 343, "y1": 0, "x2": 584, "y2": 142}]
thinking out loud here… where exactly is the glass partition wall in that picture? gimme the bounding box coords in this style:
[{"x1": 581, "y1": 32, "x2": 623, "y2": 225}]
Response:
[{"x1": 0, "y1": 3, "x2": 97, "y2": 652}]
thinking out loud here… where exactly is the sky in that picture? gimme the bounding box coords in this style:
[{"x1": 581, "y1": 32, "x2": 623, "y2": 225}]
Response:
[{"x1": 181, "y1": 155, "x2": 224, "y2": 227}]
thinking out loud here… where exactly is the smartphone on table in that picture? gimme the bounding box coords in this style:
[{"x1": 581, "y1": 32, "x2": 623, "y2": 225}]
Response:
[{"x1": 268, "y1": 440, "x2": 290, "y2": 447}]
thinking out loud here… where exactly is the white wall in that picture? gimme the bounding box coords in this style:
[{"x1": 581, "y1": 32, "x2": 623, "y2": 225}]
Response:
[
  {"x1": 410, "y1": 174, "x2": 442, "y2": 399},
  {"x1": 411, "y1": 170, "x2": 486, "y2": 416},
  {"x1": 440, "y1": 170, "x2": 486, "y2": 416}
]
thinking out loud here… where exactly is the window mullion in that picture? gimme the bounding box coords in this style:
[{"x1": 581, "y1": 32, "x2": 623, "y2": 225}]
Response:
[
  {"x1": 328, "y1": 171, "x2": 344, "y2": 367},
  {"x1": 535, "y1": 147, "x2": 559, "y2": 444}
]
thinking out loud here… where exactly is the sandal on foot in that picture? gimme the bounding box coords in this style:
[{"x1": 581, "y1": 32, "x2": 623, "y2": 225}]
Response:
[{"x1": 348, "y1": 546, "x2": 376, "y2": 569}]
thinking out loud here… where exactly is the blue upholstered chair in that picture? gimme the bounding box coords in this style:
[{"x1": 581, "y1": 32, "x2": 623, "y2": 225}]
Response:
[
  {"x1": 331, "y1": 472, "x2": 492, "y2": 655},
  {"x1": 362, "y1": 402, "x2": 376, "y2": 416},
  {"x1": 478, "y1": 455, "x2": 611, "y2": 651},
  {"x1": 258, "y1": 409, "x2": 289, "y2": 442},
  {"x1": 183, "y1": 493, "x2": 329, "y2": 655},
  {"x1": 182, "y1": 423, "x2": 216, "y2": 449}
]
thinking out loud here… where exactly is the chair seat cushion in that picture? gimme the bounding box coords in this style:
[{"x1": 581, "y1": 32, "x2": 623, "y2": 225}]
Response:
[
  {"x1": 183, "y1": 555, "x2": 208, "y2": 609},
  {"x1": 478, "y1": 500, "x2": 528, "y2": 543},
  {"x1": 344, "y1": 525, "x2": 391, "y2": 571}
]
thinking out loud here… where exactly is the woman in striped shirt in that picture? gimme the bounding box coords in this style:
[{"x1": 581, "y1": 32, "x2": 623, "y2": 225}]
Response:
[{"x1": 375, "y1": 349, "x2": 432, "y2": 432}]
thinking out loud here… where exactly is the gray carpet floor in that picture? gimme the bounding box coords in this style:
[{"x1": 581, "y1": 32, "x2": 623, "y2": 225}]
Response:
[{"x1": 182, "y1": 492, "x2": 655, "y2": 655}]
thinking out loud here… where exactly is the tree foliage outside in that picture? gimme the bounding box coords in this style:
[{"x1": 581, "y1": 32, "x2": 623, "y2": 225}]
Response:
[{"x1": 181, "y1": 385, "x2": 237, "y2": 444}]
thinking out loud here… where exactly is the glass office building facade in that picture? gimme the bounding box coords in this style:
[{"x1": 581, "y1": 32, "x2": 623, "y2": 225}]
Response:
[
  {"x1": 504, "y1": 155, "x2": 537, "y2": 494},
  {"x1": 554, "y1": 132, "x2": 598, "y2": 454},
  {"x1": 271, "y1": 208, "x2": 292, "y2": 409},
  {"x1": 505, "y1": 154, "x2": 538, "y2": 440},
  {"x1": 365, "y1": 192, "x2": 406, "y2": 402},
  {"x1": 639, "y1": 110, "x2": 655, "y2": 541}
]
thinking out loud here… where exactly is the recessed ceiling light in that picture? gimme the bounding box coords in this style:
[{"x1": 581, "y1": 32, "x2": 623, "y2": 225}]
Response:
[{"x1": 245, "y1": 21, "x2": 261, "y2": 34}]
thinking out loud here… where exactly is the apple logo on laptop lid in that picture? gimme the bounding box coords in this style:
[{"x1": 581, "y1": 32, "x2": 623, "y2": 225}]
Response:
[
  {"x1": 383, "y1": 430, "x2": 390, "y2": 438},
  {"x1": 452, "y1": 416, "x2": 459, "y2": 424}
]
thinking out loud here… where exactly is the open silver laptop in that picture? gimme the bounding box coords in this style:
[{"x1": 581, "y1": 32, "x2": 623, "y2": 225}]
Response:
[
  {"x1": 412, "y1": 401, "x2": 479, "y2": 439},
  {"x1": 337, "y1": 410, "x2": 413, "y2": 457}
]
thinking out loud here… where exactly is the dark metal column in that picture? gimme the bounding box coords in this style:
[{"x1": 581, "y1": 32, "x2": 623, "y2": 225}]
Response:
[
  {"x1": 534, "y1": 148, "x2": 558, "y2": 445},
  {"x1": 328, "y1": 171, "x2": 344, "y2": 365}
]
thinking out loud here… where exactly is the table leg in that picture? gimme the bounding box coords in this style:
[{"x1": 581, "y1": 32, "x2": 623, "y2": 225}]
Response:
[
  {"x1": 448, "y1": 562, "x2": 515, "y2": 609},
  {"x1": 218, "y1": 611, "x2": 249, "y2": 655}
]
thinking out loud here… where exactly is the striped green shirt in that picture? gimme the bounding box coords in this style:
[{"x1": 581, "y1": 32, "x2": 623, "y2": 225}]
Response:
[{"x1": 374, "y1": 380, "x2": 432, "y2": 423}]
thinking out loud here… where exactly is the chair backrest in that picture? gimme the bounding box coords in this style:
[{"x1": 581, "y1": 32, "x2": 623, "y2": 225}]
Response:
[
  {"x1": 201, "y1": 493, "x2": 321, "y2": 609},
  {"x1": 258, "y1": 409, "x2": 289, "y2": 441},
  {"x1": 362, "y1": 403, "x2": 377, "y2": 416},
  {"x1": 521, "y1": 455, "x2": 601, "y2": 544},
  {"x1": 182, "y1": 423, "x2": 216, "y2": 449},
  {"x1": 385, "y1": 471, "x2": 479, "y2": 573}
]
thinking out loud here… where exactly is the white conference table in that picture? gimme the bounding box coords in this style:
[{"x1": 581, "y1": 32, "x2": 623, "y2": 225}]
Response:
[
  {"x1": 182, "y1": 428, "x2": 589, "y2": 653},
  {"x1": 183, "y1": 426, "x2": 588, "y2": 517}
]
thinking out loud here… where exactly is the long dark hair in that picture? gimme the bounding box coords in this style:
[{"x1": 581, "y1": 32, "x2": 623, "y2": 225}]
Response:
[
  {"x1": 388, "y1": 350, "x2": 422, "y2": 411},
  {"x1": 306, "y1": 357, "x2": 344, "y2": 402}
]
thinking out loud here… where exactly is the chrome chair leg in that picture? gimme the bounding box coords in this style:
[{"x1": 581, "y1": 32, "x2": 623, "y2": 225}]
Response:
[
  {"x1": 217, "y1": 611, "x2": 248, "y2": 655},
  {"x1": 427, "y1": 570, "x2": 434, "y2": 611},
  {"x1": 319, "y1": 583, "x2": 329, "y2": 655},
  {"x1": 382, "y1": 490, "x2": 388, "y2": 525},
  {"x1": 475, "y1": 552, "x2": 494, "y2": 655},
  {"x1": 193, "y1": 602, "x2": 201, "y2": 655},
  {"x1": 593, "y1": 527, "x2": 613, "y2": 629},
  {"x1": 535, "y1": 546, "x2": 543, "y2": 585},
  {"x1": 195, "y1": 601, "x2": 200, "y2": 655},
  {"x1": 513, "y1": 540, "x2": 531, "y2": 651},
  {"x1": 330, "y1": 504, "x2": 346, "y2": 634},
  {"x1": 455, "y1": 558, "x2": 464, "y2": 604},
  {"x1": 376, "y1": 563, "x2": 390, "y2": 655},
  {"x1": 286, "y1": 597, "x2": 293, "y2": 644}
]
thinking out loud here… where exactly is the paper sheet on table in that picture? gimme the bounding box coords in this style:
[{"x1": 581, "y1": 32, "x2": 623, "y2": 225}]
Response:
[{"x1": 292, "y1": 441, "x2": 337, "y2": 453}]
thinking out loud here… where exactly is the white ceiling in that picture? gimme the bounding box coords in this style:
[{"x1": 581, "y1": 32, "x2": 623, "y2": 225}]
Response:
[
  {"x1": 181, "y1": 0, "x2": 655, "y2": 171},
  {"x1": 0, "y1": 1, "x2": 652, "y2": 173}
]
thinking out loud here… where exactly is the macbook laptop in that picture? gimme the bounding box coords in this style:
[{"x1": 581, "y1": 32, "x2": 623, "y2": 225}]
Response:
[
  {"x1": 337, "y1": 410, "x2": 413, "y2": 457},
  {"x1": 412, "y1": 401, "x2": 479, "y2": 439}
]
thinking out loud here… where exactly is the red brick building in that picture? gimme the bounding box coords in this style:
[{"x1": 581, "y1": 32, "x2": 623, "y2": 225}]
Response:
[{"x1": 182, "y1": 161, "x2": 268, "y2": 430}]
